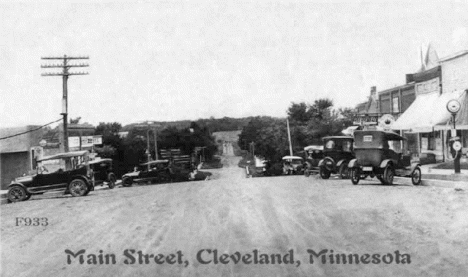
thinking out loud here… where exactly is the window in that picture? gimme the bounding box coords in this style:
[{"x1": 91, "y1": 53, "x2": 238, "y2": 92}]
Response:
[{"x1": 392, "y1": 97, "x2": 400, "y2": 113}]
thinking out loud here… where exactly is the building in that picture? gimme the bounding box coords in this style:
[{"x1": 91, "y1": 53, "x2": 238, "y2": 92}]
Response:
[
  {"x1": 393, "y1": 50, "x2": 468, "y2": 162},
  {"x1": 0, "y1": 126, "x2": 44, "y2": 189}
]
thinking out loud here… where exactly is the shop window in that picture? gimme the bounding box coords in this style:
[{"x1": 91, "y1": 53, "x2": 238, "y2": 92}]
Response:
[{"x1": 421, "y1": 132, "x2": 437, "y2": 150}]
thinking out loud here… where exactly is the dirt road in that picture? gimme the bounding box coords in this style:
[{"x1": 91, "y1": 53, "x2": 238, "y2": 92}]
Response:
[{"x1": 1, "y1": 154, "x2": 467, "y2": 277}]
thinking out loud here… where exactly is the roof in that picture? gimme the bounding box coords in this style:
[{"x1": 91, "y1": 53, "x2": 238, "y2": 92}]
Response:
[
  {"x1": 140, "y1": 159, "x2": 169, "y2": 166},
  {"x1": 322, "y1": 136, "x2": 353, "y2": 140},
  {"x1": 438, "y1": 50, "x2": 468, "y2": 63},
  {"x1": 38, "y1": 150, "x2": 89, "y2": 161}
]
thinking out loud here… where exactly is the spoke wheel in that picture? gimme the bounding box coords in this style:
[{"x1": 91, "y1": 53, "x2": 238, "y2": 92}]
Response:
[
  {"x1": 319, "y1": 167, "x2": 331, "y2": 179},
  {"x1": 69, "y1": 179, "x2": 88, "y2": 197},
  {"x1": 122, "y1": 177, "x2": 133, "y2": 187},
  {"x1": 384, "y1": 164, "x2": 394, "y2": 185},
  {"x1": 107, "y1": 173, "x2": 117, "y2": 189},
  {"x1": 350, "y1": 168, "x2": 360, "y2": 185},
  {"x1": 7, "y1": 186, "x2": 28, "y2": 202},
  {"x1": 411, "y1": 167, "x2": 422, "y2": 186}
]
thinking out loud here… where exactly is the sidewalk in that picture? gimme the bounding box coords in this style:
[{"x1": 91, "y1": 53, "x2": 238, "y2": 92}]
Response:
[{"x1": 419, "y1": 163, "x2": 468, "y2": 182}]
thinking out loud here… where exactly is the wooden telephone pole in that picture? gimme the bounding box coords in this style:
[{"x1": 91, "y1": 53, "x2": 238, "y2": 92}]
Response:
[{"x1": 41, "y1": 55, "x2": 89, "y2": 152}]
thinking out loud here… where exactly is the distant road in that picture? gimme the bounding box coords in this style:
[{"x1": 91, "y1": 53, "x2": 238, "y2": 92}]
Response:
[{"x1": 1, "y1": 155, "x2": 467, "y2": 276}]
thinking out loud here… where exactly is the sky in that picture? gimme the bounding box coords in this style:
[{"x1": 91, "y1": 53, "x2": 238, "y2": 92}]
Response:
[{"x1": 1, "y1": 0, "x2": 467, "y2": 127}]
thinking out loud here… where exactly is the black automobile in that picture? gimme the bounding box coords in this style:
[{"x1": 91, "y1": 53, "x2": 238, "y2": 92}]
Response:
[
  {"x1": 318, "y1": 136, "x2": 355, "y2": 179},
  {"x1": 6, "y1": 151, "x2": 95, "y2": 203},
  {"x1": 348, "y1": 129, "x2": 422, "y2": 186},
  {"x1": 88, "y1": 158, "x2": 117, "y2": 189},
  {"x1": 303, "y1": 145, "x2": 324, "y2": 177},
  {"x1": 121, "y1": 160, "x2": 173, "y2": 187}
]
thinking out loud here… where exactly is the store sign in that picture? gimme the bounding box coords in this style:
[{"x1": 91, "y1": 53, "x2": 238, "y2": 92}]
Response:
[
  {"x1": 416, "y1": 78, "x2": 440, "y2": 96},
  {"x1": 69, "y1": 136, "x2": 103, "y2": 148}
]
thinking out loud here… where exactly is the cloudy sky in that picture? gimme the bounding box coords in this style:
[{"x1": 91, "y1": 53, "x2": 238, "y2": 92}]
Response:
[{"x1": 1, "y1": 0, "x2": 467, "y2": 127}]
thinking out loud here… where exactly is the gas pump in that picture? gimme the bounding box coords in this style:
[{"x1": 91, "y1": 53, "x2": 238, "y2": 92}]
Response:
[{"x1": 446, "y1": 99, "x2": 462, "y2": 174}]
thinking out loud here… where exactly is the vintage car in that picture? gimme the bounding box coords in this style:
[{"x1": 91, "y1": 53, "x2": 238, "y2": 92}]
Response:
[
  {"x1": 282, "y1": 156, "x2": 304, "y2": 175},
  {"x1": 121, "y1": 160, "x2": 173, "y2": 187},
  {"x1": 88, "y1": 158, "x2": 117, "y2": 189},
  {"x1": 6, "y1": 150, "x2": 95, "y2": 203},
  {"x1": 318, "y1": 136, "x2": 355, "y2": 179},
  {"x1": 348, "y1": 129, "x2": 422, "y2": 186},
  {"x1": 303, "y1": 145, "x2": 324, "y2": 177}
]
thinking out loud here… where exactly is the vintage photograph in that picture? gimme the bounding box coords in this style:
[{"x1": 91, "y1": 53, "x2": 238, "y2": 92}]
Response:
[{"x1": 1, "y1": 0, "x2": 467, "y2": 276}]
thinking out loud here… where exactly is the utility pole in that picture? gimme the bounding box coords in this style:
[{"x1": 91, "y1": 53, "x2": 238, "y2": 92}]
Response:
[
  {"x1": 41, "y1": 55, "x2": 89, "y2": 152},
  {"x1": 287, "y1": 118, "x2": 293, "y2": 156}
]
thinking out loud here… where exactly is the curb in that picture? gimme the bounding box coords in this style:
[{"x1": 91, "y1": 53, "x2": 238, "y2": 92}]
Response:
[{"x1": 394, "y1": 177, "x2": 468, "y2": 189}]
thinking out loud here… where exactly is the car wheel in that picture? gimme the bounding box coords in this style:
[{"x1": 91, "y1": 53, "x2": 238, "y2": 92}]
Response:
[
  {"x1": 338, "y1": 163, "x2": 349, "y2": 179},
  {"x1": 411, "y1": 167, "x2": 422, "y2": 186},
  {"x1": 377, "y1": 175, "x2": 386, "y2": 185},
  {"x1": 68, "y1": 179, "x2": 89, "y2": 197},
  {"x1": 7, "y1": 185, "x2": 29, "y2": 203},
  {"x1": 350, "y1": 168, "x2": 360, "y2": 185},
  {"x1": 319, "y1": 166, "x2": 331, "y2": 179},
  {"x1": 384, "y1": 164, "x2": 394, "y2": 185},
  {"x1": 107, "y1": 173, "x2": 117, "y2": 189},
  {"x1": 122, "y1": 177, "x2": 133, "y2": 187},
  {"x1": 304, "y1": 169, "x2": 310, "y2": 177}
]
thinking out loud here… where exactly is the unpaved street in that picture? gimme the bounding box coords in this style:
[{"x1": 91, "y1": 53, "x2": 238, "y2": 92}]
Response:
[{"x1": 1, "y1": 154, "x2": 467, "y2": 277}]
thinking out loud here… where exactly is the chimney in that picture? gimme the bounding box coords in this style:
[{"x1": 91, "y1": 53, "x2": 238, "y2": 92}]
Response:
[{"x1": 370, "y1": 86, "x2": 377, "y2": 99}]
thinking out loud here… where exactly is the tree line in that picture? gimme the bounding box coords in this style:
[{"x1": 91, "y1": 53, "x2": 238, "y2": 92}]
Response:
[{"x1": 237, "y1": 99, "x2": 355, "y2": 162}]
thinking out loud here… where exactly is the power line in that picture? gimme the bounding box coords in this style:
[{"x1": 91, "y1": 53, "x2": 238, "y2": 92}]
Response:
[{"x1": 0, "y1": 118, "x2": 62, "y2": 140}]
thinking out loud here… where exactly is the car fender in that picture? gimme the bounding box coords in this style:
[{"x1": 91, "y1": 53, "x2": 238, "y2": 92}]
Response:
[
  {"x1": 379, "y1": 159, "x2": 393, "y2": 169},
  {"x1": 70, "y1": 175, "x2": 92, "y2": 188},
  {"x1": 348, "y1": 159, "x2": 358, "y2": 168},
  {"x1": 410, "y1": 163, "x2": 421, "y2": 172},
  {"x1": 336, "y1": 159, "x2": 348, "y2": 168},
  {"x1": 318, "y1": 157, "x2": 335, "y2": 167},
  {"x1": 7, "y1": 182, "x2": 28, "y2": 191}
]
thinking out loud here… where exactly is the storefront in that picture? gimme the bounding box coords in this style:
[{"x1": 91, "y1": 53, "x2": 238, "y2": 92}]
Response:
[{"x1": 438, "y1": 50, "x2": 468, "y2": 158}]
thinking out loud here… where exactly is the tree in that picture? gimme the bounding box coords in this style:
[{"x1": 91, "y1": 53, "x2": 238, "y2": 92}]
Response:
[{"x1": 287, "y1": 102, "x2": 310, "y2": 123}]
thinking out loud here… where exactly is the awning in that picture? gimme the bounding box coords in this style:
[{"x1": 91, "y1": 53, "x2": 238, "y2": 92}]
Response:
[
  {"x1": 435, "y1": 90, "x2": 468, "y2": 130},
  {"x1": 392, "y1": 90, "x2": 465, "y2": 132}
]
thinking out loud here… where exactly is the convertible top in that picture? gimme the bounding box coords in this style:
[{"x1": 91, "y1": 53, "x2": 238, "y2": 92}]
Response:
[
  {"x1": 38, "y1": 150, "x2": 89, "y2": 162},
  {"x1": 88, "y1": 157, "x2": 113, "y2": 165},
  {"x1": 282, "y1": 156, "x2": 303, "y2": 160},
  {"x1": 304, "y1": 145, "x2": 324, "y2": 151},
  {"x1": 140, "y1": 159, "x2": 170, "y2": 166}
]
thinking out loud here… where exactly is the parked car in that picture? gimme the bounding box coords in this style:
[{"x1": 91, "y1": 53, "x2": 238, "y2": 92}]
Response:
[
  {"x1": 318, "y1": 136, "x2": 355, "y2": 179},
  {"x1": 303, "y1": 145, "x2": 324, "y2": 177},
  {"x1": 348, "y1": 129, "x2": 422, "y2": 186},
  {"x1": 282, "y1": 156, "x2": 304, "y2": 175},
  {"x1": 88, "y1": 158, "x2": 117, "y2": 189},
  {"x1": 121, "y1": 160, "x2": 173, "y2": 187},
  {"x1": 7, "y1": 150, "x2": 94, "y2": 203}
]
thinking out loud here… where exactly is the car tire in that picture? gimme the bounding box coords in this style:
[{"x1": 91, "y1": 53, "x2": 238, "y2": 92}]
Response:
[
  {"x1": 68, "y1": 179, "x2": 89, "y2": 197},
  {"x1": 338, "y1": 163, "x2": 349, "y2": 179},
  {"x1": 411, "y1": 167, "x2": 422, "y2": 186},
  {"x1": 304, "y1": 169, "x2": 310, "y2": 177},
  {"x1": 122, "y1": 177, "x2": 133, "y2": 187},
  {"x1": 350, "y1": 168, "x2": 360, "y2": 185},
  {"x1": 319, "y1": 166, "x2": 331, "y2": 179},
  {"x1": 7, "y1": 185, "x2": 29, "y2": 203},
  {"x1": 384, "y1": 164, "x2": 394, "y2": 185},
  {"x1": 107, "y1": 173, "x2": 117, "y2": 189},
  {"x1": 377, "y1": 175, "x2": 386, "y2": 185}
]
